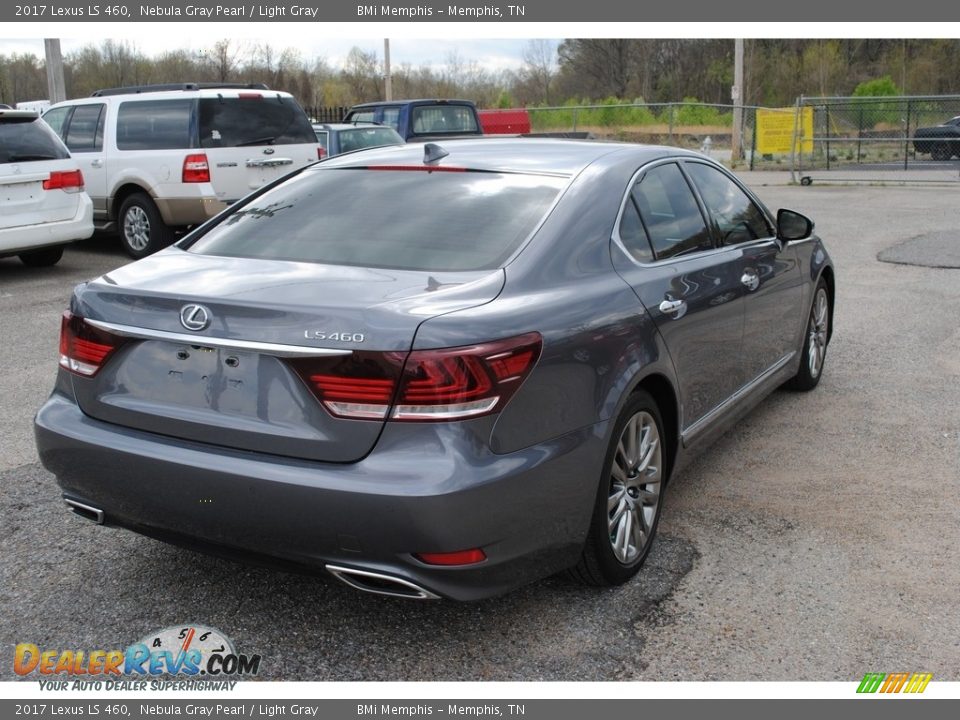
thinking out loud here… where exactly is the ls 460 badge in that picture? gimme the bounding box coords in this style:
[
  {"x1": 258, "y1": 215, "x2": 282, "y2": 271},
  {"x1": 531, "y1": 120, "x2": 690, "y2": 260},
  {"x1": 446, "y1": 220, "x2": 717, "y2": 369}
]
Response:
[{"x1": 304, "y1": 331, "x2": 365, "y2": 343}]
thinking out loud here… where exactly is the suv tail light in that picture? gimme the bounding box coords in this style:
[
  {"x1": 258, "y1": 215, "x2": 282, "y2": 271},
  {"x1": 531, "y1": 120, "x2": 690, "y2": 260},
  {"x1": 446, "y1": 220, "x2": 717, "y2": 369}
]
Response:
[
  {"x1": 290, "y1": 332, "x2": 542, "y2": 422},
  {"x1": 59, "y1": 312, "x2": 126, "y2": 377},
  {"x1": 317, "y1": 147, "x2": 326, "y2": 160},
  {"x1": 43, "y1": 170, "x2": 84, "y2": 193},
  {"x1": 182, "y1": 154, "x2": 210, "y2": 183}
]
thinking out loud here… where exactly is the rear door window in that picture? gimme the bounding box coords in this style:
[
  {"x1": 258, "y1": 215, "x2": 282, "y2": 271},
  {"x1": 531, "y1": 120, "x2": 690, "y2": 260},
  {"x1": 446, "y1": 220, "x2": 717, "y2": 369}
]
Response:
[
  {"x1": 64, "y1": 103, "x2": 105, "y2": 152},
  {"x1": 632, "y1": 163, "x2": 712, "y2": 261},
  {"x1": 117, "y1": 99, "x2": 193, "y2": 150},
  {"x1": 186, "y1": 168, "x2": 566, "y2": 272},
  {"x1": 198, "y1": 97, "x2": 316, "y2": 147}
]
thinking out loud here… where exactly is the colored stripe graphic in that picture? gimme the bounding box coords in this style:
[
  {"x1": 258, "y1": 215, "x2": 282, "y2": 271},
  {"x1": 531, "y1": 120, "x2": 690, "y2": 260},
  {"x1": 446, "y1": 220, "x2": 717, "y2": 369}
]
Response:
[{"x1": 857, "y1": 672, "x2": 932, "y2": 694}]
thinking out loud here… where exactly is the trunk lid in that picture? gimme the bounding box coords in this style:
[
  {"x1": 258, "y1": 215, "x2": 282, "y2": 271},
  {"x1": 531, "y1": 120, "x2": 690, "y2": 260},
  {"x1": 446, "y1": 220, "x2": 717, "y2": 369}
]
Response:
[{"x1": 70, "y1": 250, "x2": 504, "y2": 462}]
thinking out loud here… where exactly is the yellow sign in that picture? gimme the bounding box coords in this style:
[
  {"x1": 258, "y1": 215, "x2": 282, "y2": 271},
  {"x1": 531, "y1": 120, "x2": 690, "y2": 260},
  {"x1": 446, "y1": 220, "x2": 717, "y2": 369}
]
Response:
[{"x1": 756, "y1": 107, "x2": 813, "y2": 155}]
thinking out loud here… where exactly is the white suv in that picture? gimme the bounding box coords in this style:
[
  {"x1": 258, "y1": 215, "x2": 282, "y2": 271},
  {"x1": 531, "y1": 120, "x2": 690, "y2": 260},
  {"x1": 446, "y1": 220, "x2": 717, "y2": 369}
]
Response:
[
  {"x1": 0, "y1": 109, "x2": 93, "y2": 266},
  {"x1": 43, "y1": 83, "x2": 321, "y2": 258}
]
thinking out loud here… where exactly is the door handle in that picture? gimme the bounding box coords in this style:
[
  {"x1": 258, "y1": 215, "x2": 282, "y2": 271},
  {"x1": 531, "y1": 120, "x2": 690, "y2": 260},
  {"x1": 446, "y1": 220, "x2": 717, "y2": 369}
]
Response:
[
  {"x1": 740, "y1": 271, "x2": 760, "y2": 291},
  {"x1": 659, "y1": 298, "x2": 686, "y2": 315},
  {"x1": 90, "y1": 159, "x2": 103, "y2": 168}
]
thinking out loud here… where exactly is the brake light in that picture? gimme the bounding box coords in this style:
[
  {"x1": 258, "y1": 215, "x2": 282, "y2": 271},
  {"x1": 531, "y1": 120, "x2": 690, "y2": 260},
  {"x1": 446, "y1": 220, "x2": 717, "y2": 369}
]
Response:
[
  {"x1": 182, "y1": 154, "x2": 210, "y2": 183},
  {"x1": 290, "y1": 332, "x2": 542, "y2": 422},
  {"x1": 58, "y1": 312, "x2": 126, "y2": 377},
  {"x1": 318, "y1": 147, "x2": 326, "y2": 159},
  {"x1": 43, "y1": 170, "x2": 84, "y2": 193},
  {"x1": 238, "y1": 93, "x2": 262, "y2": 99}
]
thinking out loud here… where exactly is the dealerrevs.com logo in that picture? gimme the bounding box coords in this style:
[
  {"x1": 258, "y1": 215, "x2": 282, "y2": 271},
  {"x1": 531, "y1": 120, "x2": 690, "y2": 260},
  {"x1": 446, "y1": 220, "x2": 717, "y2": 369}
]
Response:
[{"x1": 14, "y1": 625, "x2": 261, "y2": 680}]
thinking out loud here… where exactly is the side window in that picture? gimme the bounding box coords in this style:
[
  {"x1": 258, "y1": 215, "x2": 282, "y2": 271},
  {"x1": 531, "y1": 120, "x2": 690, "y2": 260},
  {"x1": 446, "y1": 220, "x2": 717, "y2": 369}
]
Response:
[
  {"x1": 41, "y1": 106, "x2": 71, "y2": 140},
  {"x1": 685, "y1": 162, "x2": 773, "y2": 245},
  {"x1": 618, "y1": 197, "x2": 654, "y2": 263},
  {"x1": 632, "y1": 163, "x2": 712, "y2": 261},
  {"x1": 117, "y1": 99, "x2": 193, "y2": 150},
  {"x1": 381, "y1": 107, "x2": 400, "y2": 131},
  {"x1": 64, "y1": 104, "x2": 105, "y2": 152}
]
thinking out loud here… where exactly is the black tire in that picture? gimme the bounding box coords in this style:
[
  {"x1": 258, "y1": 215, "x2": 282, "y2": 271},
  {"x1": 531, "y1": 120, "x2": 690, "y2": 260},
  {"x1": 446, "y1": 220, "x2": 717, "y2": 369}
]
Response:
[
  {"x1": 18, "y1": 246, "x2": 64, "y2": 267},
  {"x1": 785, "y1": 278, "x2": 830, "y2": 392},
  {"x1": 570, "y1": 390, "x2": 666, "y2": 586},
  {"x1": 931, "y1": 143, "x2": 951, "y2": 161},
  {"x1": 118, "y1": 193, "x2": 172, "y2": 259}
]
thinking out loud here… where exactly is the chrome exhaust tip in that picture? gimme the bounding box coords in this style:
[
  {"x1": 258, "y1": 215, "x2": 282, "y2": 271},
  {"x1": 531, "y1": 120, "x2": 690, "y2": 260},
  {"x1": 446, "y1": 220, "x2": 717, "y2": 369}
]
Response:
[
  {"x1": 64, "y1": 498, "x2": 104, "y2": 525},
  {"x1": 326, "y1": 564, "x2": 440, "y2": 600}
]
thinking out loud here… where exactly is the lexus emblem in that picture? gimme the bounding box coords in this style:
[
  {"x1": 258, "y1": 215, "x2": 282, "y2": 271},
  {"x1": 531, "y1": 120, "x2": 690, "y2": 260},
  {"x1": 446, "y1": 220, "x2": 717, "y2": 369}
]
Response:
[{"x1": 180, "y1": 304, "x2": 211, "y2": 331}]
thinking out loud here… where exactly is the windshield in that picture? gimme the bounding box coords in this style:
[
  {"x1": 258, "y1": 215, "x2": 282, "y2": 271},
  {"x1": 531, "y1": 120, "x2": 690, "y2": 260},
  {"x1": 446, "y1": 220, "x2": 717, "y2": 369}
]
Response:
[{"x1": 185, "y1": 167, "x2": 566, "y2": 272}]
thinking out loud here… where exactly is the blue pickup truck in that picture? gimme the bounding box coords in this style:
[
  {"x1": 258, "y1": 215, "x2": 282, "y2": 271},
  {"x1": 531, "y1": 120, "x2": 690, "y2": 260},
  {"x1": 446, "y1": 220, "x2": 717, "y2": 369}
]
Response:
[{"x1": 342, "y1": 99, "x2": 483, "y2": 142}]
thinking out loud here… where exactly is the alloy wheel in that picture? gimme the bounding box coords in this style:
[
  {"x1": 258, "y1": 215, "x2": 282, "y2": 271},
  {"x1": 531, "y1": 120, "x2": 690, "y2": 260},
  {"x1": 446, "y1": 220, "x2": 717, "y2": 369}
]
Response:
[{"x1": 607, "y1": 411, "x2": 662, "y2": 565}]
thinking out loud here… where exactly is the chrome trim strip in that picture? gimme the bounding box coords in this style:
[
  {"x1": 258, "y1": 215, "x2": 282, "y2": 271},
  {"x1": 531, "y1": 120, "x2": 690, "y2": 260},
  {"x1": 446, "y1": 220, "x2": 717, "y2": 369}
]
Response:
[
  {"x1": 85, "y1": 319, "x2": 351, "y2": 358},
  {"x1": 326, "y1": 565, "x2": 440, "y2": 601},
  {"x1": 681, "y1": 352, "x2": 795, "y2": 445}
]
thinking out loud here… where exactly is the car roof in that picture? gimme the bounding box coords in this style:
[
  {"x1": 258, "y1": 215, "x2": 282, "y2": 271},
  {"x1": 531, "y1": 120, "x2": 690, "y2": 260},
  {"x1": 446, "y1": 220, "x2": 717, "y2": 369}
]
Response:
[
  {"x1": 0, "y1": 109, "x2": 40, "y2": 120},
  {"x1": 316, "y1": 137, "x2": 702, "y2": 176},
  {"x1": 349, "y1": 99, "x2": 474, "y2": 109}
]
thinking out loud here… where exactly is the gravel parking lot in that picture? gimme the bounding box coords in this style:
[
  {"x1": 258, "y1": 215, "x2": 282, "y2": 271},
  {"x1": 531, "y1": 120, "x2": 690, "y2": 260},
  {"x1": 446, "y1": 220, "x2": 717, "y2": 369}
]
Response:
[{"x1": 1, "y1": 181, "x2": 958, "y2": 681}]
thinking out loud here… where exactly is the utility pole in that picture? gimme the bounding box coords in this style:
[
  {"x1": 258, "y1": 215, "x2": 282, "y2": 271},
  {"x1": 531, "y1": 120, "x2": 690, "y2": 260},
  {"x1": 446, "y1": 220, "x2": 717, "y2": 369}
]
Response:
[
  {"x1": 44, "y1": 38, "x2": 66, "y2": 103},
  {"x1": 731, "y1": 38, "x2": 744, "y2": 164},
  {"x1": 383, "y1": 38, "x2": 392, "y2": 101}
]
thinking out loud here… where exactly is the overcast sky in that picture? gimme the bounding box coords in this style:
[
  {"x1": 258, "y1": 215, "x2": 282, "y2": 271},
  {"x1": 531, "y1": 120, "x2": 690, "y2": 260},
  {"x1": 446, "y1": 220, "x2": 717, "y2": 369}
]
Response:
[{"x1": 0, "y1": 36, "x2": 542, "y2": 74}]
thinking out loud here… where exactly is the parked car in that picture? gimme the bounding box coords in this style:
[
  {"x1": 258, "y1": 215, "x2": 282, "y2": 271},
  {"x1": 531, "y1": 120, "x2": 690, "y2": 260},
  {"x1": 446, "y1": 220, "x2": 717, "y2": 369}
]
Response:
[
  {"x1": 36, "y1": 139, "x2": 834, "y2": 600},
  {"x1": 312, "y1": 123, "x2": 404, "y2": 156},
  {"x1": 0, "y1": 109, "x2": 93, "y2": 266},
  {"x1": 343, "y1": 99, "x2": 483, "y2": 142},
  {"x1": 913, "y1": 116, "x2": 960, "y2": 160},
  {"x1": 42, "y1": 83, "x2": 321, "y2": 259}
]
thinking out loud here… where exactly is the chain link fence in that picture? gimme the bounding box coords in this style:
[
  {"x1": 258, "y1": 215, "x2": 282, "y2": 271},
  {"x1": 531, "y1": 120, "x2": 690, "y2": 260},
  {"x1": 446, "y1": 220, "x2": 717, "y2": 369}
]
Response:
[{"x1": 792, "y1": 95, "x2": 960, "y2": 181}]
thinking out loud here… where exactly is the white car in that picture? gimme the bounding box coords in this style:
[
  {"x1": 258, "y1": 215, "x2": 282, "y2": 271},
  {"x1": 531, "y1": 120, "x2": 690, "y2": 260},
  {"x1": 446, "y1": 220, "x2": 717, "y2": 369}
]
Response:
[
  {"x1": 43, "y1": 83, "x2": 322, "y2": 258},
  {"x1": 0, "y1": 110, "x2": 93, "y2": 266}
]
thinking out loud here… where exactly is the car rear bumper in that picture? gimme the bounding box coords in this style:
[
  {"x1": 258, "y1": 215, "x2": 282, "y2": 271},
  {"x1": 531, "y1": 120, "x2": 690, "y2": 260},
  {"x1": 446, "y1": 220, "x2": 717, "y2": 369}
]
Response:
[
  {"x1": 35, "y1": 391, "x2": 606, "y2": 600},
  {"x1": 0, "y1": 194, "x2": 93, "y2": 254}
]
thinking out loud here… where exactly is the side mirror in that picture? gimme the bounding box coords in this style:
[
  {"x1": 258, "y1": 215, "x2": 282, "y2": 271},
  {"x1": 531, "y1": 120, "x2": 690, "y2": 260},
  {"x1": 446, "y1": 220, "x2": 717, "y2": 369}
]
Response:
[{"x1": 776, "y1": 209, "x2": 814, "y2": 242}]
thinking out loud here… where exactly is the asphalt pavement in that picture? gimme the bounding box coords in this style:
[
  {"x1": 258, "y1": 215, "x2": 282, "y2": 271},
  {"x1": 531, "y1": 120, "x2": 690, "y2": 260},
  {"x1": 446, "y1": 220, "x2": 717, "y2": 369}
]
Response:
[{"x1": 1, "y1": 183, "x2": 958, "y2": 681}]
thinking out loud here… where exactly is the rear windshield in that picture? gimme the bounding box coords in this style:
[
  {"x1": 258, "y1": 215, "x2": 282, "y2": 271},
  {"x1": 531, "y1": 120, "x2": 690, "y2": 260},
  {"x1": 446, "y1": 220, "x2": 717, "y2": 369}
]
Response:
[
  {"x1": 185, "y1": 167, "x2": 566, "y2": 271},
  {"x1": 199, "y1": 97, "x2": 316, "y2": 148},
  {"x1": 0, "y1": 117, "x2": 70, "y2": 163},
  {"x1": 337, "y1": 127, "x2": 402, "y2": 153},
  {"x1": 411, "y1": 105, "x2": 479, "y2": 135}
]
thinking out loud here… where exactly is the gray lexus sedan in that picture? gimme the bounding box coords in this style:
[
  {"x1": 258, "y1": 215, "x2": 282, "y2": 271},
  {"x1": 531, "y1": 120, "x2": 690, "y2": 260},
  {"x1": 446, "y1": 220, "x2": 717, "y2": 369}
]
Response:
[{"x1": 35, "y1": 139, "x2": 834, "y2": 601}]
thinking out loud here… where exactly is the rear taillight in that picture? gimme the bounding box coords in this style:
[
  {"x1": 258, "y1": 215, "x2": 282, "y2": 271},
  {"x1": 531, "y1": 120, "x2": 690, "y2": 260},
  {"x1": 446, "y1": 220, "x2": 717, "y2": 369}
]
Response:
[
  {"x1": 58, "y1": 312, "x2": 126, "y2": 377},
  {"x1": 43, "y1": 170, "x2": 84, "y2": 193},
  {"x1": 182, "y1": 154, "x2": 210, "y2": 183},
  {"x1": 290, "y1": 332, "x2": 542, "y2": 422},
  {"x1": 317, "y1": 147, "x2": 327, "y2": 159}
]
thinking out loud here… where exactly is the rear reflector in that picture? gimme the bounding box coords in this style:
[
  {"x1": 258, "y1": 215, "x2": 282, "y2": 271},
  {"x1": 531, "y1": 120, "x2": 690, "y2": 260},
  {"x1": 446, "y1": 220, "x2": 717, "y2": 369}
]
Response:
[
  {"x1": 415, "y1": 548, "x2": 487, "y2": 566},
  {"x1": 182, "y1": 153, "x2": 210, "y2": 183},
  {"x1": 43, "y1": 169, "x2": 84, "y2": 193},
  {"x1": 59, "y1": 312, "x2": 126, "y2": 377},
  {"x1": 289, "y1": 332, "x2": 542, "y2": 422}
]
